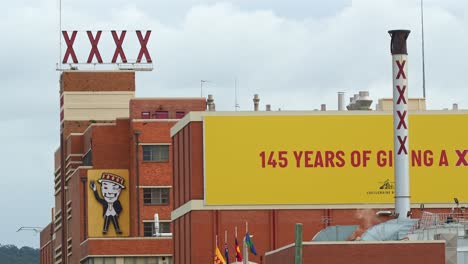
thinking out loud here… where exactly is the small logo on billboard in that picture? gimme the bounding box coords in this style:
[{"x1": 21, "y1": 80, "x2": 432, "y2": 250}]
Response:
[
  {"x1": 379, "y1": 179, "x2": 394, "y2": 190},
  {"x1": 366, "y1": 179, "x2": 394, "y2": 195}
]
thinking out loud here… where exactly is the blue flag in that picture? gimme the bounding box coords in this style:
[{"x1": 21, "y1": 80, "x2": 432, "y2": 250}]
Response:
[
  {"x1": 245, "y1": 232, "x2": 257, "y2": 255},
  {"x1": 224, "y1": 242, "x2": 229, "y2": 263}
]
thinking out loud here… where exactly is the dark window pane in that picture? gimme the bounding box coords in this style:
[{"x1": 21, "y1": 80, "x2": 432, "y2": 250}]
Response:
[
  {"x1": 175, "y1": 111, "x2": 185, "y2": 119},
  {"x1": 143, "y1": 189, "x2": 152, "y2": 204},
  {"x1": 159, "y1": 222, "x2": 171, "y2": 233},
  {"x1": 83, "y1": 151, "x2": 92, "y2": 166},
  {"x1": 143, "y1": 222, "x2": 154, "y2": 237},
  {"x1": 154, "y1": 111, "x2": 169, "y2": 119}
]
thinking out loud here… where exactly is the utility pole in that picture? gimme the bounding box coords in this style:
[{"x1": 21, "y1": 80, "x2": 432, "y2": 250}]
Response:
[{"x1": 421, "y1": 0, "x2": 426, "y2": 98}]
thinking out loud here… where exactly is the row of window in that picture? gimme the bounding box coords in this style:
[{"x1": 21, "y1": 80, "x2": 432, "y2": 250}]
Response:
[
  {"x1": 144, "y1": 188, "x2": 169, "y2": 205},
  {"x1": 82, "y1": 256, "x2": 172, "y2": 264},
  {"x1": 143, "y1": 222, "x2": 171, "y2": 237},
  {"x1": 142, "y1": 145, "x2": 169, "y2": 162},
  {"x1": 82, "y1": 145, "x2": 169, "y2": 165},
  {"x1": 140, "y1": 111, "x2": 186, "y2": 120}
]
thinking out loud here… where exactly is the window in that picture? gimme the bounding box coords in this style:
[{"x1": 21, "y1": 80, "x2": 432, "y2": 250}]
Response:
[
  {"x1": 86, "y1": 257, "x2": 116, "y2": 264},
  {"x1": 154, "y1": 111, "x2": 169, "y2": 119},
  {"x1": 83, "y1": 150, "x2": 92, "y2": 166},
  {"x1": 175, "y1": 111, "x2": 185, "y2": 119},
  {"x1": 124, "y1": 257, "x2": 171, "y2": 264},
  {"x1": 143, "y1": 188, "x2": 170, "y2": 205},
  {"x1": 143, "y1": 222, "x2": 171, "y2": 237},
  {"x1": 142, "y1": 145, "x2": 169, "y2": 162},
  {"x1": 141, "y1": 112, "x2": 151, "y2": 119}
]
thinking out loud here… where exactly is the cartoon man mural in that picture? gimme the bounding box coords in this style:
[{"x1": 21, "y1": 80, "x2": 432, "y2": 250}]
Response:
[{"x1": 89, "y1": 172, "x2": 125, "y2": 234}]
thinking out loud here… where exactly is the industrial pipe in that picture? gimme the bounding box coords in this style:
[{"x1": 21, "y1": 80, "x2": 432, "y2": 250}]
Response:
[{"x1": 389, "y1": 29, "x2": 411, "y2": 219}]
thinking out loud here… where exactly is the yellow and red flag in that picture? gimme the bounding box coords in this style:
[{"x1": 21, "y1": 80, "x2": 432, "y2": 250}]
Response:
[
  {"x1": 235, "y1": 237, "x2": 242, "y2": 261},
  {"x1": 214, "y1": 246, "x2": 226, "y2": 264}
]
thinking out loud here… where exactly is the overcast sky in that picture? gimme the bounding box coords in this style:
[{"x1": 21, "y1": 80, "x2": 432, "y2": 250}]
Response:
[{"x1": 1, "y1": 0, "x2": 467, "y2": 248}]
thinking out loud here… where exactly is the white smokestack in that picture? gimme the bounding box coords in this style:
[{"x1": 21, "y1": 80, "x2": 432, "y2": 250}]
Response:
[
  {"x1": 453, "y1": 103, "x2": 459, "y2": 111},
  {"x1": 338, "y1": 92, "x2": 345, "y2": 111},
  {"x1": 253, "y1": 94, "x2": 260, "y2": 111},
  {"x1": 389, "y1": 29, "x2": 411, "y2": 219},
  {"x1": 207, "y1": 94, "x2": 215, "y2": 111},
  {"x1": 321, "y1": 104, "x2": 326, "y2": 111}
]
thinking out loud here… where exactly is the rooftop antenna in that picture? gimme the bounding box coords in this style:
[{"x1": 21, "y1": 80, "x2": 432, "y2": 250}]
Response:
[
  {"x1": 421, "y1": 0, "x2": 426, "y2": 98},
  {"x1": 200, "y1": 80, "x2": 210, "y2": 97},
  {"x1": 58, "y1": 0, "x2": 62, "y2": 70}
]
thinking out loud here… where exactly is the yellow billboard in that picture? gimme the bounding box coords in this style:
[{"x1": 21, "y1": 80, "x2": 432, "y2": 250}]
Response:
[
  {"x1": 87, "y1": 169, "x2": 130, "y2": 237},
  {"x1": 204, "y1": 114, "x2": 468, "y2": 205}
]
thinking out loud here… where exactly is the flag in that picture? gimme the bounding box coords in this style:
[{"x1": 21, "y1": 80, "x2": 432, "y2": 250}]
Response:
[
  {"x1": 224, "y1": 242, "x2": 229, "y2": 264},
  {"x1": 214, "y1": 246, "x2": 226, "y2": 264},
  {"x1": 245, "y1": 231, "x2": 257, "y2": 255},
  {"x1": 235, "y1": 237, "x2": 242, "y2": 261}
]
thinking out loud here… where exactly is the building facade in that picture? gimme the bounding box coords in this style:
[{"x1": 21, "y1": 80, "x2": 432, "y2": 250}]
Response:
[
  {"x1": 40, "y1": 71, "x2": 206, "y2": 264},
  {"x1": 170, "y1": 111, "x2": 468, "y2": 263}
]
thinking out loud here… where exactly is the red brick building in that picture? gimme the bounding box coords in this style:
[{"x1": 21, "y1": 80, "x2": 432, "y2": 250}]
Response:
[
  {"x1": 40, "y1": 71, "x2": 206, "y2": 264},
  {"x1": 41, "y1": 72, "x2": 457, "y2": 264},
  {"x1": 170, "y1": 112, "x2": 457, "y2": 264}
]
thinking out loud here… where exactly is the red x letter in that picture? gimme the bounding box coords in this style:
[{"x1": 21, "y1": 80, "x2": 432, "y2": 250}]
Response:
[
  {"x1": 456, "y1": 150, "x2": 468, "y2": 166},
  {"x1": 62, "y1": 31, "x2": 78, "y2": 63},
  {"x1": 136, "y1": 30, "x2": 152, "y2": 63},
  {"x1": 396, "y1": 60, "x2": 406, "y2": 79},
  {"x1": 396, "y1": 85, "x2": 407, "y2": 105},
  {"x1": 397, "y1": 110, "x2": 407, "y2": 129},
  {"x1": 111, "y1": 31, "x2": 127, "y2": 63},
  {"x1": 87, "y1": 31, "x2": 103, "y2": 63},
  {"x1": 397, "y1": 136, "x2": 408, "y2": 155}
]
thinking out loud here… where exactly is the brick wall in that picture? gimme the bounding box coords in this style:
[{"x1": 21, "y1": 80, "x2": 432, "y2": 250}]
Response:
[
  {"x1": 80, "y1": 238, "x2": 172, "y2": 257},
  {"x1": 91, "y1": 119, "x2": 131, "y2": 169},
  {"x1": 130, "y1": 121, "x2": 175, "y2": 236},
  {"x1": 130, "y1": 98, "x2": 206, "y2": 120},
  {"x1": 173, "y1": 122, "x2": 204, "y2": 209},
  {"x1": 265, "y1": 241, "x2": 445, "y2": 264},
  {"x1": 40, "y1": 223, "x2": 53, "y2": 264},
  {"x1": 61, "y1": 71, "x2": 135, "y2": 92}
]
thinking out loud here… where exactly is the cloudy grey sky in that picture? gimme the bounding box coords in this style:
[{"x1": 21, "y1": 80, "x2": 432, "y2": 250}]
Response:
[{"x1": 1, "y1": 0, "x2": 467, "y2": 248}]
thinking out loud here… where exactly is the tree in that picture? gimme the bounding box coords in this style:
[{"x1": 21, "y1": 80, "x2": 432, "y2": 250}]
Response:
[{"x1": 0, "y1": 244, "x2": 39, "y2": 264}]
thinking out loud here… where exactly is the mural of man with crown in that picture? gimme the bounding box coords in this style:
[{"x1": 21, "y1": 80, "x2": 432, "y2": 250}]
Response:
[{"x1": 89, "y1": 172, "x2": 126, "y2": 234}]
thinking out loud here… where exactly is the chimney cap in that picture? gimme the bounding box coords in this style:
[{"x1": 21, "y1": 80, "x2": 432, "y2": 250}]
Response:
[{"x1": 388, "y1": 29, "x2": 411, "y2": 55}]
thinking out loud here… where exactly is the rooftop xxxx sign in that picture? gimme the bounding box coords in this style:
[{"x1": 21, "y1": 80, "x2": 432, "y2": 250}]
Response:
[{"x1": 62, "y1": 30, "x2": 152, "y2": 64}]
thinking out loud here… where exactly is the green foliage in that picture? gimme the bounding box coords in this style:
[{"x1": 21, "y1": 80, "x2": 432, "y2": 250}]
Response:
[{"x1": 0, "y1": 244, "x2": 39, "y2": 264}]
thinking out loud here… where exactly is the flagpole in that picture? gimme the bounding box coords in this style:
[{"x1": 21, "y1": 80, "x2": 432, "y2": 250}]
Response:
[
  {"x1": 244, "y1": 221, "x2": 248, "y2": 264},
  {"x1": 235, "y1": 226, "x2": 238, "y2": 262},
  {"x1": 243, "y1": 235, "x2": 248, "y2": 264}
]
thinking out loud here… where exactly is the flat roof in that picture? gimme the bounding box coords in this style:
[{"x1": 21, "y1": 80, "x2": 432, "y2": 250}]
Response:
[{"x1": 170, "y1": 110, "x2": 468, "y2": 136}]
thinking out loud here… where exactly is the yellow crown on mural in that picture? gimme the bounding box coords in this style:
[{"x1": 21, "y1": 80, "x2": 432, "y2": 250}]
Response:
[{"x1": 98, "y1": 172, "x2": 125, "y2": 188}]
